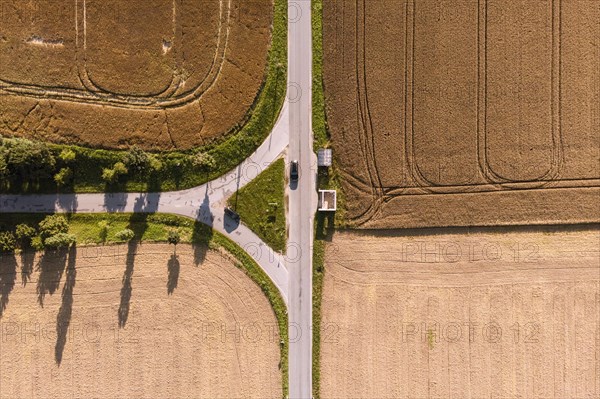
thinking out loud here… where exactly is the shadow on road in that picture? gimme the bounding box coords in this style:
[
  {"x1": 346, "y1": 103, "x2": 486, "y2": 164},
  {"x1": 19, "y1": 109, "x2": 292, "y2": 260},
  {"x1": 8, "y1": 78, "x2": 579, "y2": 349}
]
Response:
[
  {"x1": 55, "y1": 245, "x2": 76, "y2": 365},
  {"x1": 56, "y1": 193, "x2": 78, "y2": 213},
  {"x1": 192, "y1": 187, "x2": 214, "y2": 266}
]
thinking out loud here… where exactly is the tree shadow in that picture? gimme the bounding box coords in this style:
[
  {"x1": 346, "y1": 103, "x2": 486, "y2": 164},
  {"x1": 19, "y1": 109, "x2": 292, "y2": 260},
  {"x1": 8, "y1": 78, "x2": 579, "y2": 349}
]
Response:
[
  {"x1": 0, "y1": 253, "x2": 17, "y2": 317},
  {"x1": 191, "y1": 187, "x2": 214, "y2": 266},
  {"x1": 167, "y1": 254, "x2": 180, "y2": 295},
  {"x1": 118, "y1": 239, "x2": 136, "y2": 328},
  {"x1": 55, "y1": 245, "x2": 76, "y2": 365},
  {"x1": 117, "y1": 194, "x2": 157, "y2": 328},
  {"x1": 20, "y1": 250, "x2": 36, "y2": 286},
  {"x1": 37, "y1": 248, "x2": 68, "y2": 307},
  {"x1": 103, "y1": 191, "x2": 128, "y2": 213},
  {"x1": 315, "y1": 212, "x2": 335, "y2": 242},
  {"x1": 192, "y1": 220, "x2": 213, "y2": 266},
  {"x1": 56, "y1": 193, "x2": 78, "y2": 212}
]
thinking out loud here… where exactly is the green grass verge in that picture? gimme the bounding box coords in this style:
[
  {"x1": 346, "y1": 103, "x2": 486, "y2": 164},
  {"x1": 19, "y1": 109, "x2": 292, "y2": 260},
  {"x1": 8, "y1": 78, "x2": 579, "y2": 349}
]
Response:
[
  {"x1": 227, "y1": 158, "x2": 287, "y2": 253},
  {"x1": 312, "y1": 0, "x2": 327, "y2": 152},
  {"x1": 1, "y1": 0, "x2": 287, "y2": 195},
  {"x1": 0, "y1": 212, "x2": 288, "y2": 396},
  {"x1": 312, "y1": 237, "x2": 325, "y2": 399}
]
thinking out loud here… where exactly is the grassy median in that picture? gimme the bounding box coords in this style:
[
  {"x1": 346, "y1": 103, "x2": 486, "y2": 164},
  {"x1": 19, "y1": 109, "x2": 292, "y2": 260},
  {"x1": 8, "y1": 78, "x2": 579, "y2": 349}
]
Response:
[{"x1": 227, "y1": 158, "x2": 287, "y2": 253}]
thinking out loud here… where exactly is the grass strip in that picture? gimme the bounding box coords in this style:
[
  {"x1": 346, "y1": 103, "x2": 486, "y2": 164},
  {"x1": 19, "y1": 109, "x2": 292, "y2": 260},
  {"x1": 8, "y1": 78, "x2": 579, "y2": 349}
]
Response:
[{"x1": 227, "y1": 158, "x2": 286, "y2": 253}]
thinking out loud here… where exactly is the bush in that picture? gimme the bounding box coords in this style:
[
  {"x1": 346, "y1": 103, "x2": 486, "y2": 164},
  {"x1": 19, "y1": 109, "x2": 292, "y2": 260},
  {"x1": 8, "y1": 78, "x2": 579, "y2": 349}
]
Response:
[
  {"x1": 168, "y1": 230, "x2": 181, "y2": 246},
  {"x1": 149, "y1": 155, "x2": 163, "y2": 172},
  {"x1": 31, "y1": 236, "x2": 45, "y2": 251},
  {"x1": 113, "y1": 161, "x2": 128, "y2": 175},
  {"x1": 0, "y1": 231, "x2": 16, "y2": 252},
  {"x1": 38, "y1": 214, "x2": 69, "y2": 241},
  {"x1": 123, "y1": 146, "x2": 150, "y2": 175},
  {"x1": 44, "y1": 232, "x2": 76, "y2": 249},
  {"x1": 192, "y1": 152, "x2": 216, "y2": 171},
  {"x1": 115, "y1": 228, "x2": 135, "y2": 242},
  {"x1": 98, "y1": 220, "x2": 109, "y2": 243},
  {"x1": 102, "y1": 162, "x2": 128, "y2": 183},
  {"x1": 59, "y1": 148, "x2": 76, "y2": 163},
  {"x1": 54, "y1": 167, "x2": 73, "y2": 187},
  {"x1": 15, "y1": 223, "x2": 36, "y2": 246},
  {"x1": 3, "y1": 138, "x2": 56, "y2": 181}
]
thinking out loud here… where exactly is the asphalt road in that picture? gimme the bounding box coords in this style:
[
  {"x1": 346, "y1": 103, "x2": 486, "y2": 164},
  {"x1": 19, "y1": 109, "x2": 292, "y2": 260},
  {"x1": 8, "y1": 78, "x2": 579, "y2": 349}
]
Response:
[{"x1": 286, "y1": 1, "x2": 318, "y2": 397}]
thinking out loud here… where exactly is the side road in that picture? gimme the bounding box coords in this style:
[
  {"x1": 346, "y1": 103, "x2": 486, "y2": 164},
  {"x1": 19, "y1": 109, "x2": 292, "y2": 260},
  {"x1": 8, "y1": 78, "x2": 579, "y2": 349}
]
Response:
[{"x1": 0, "y1": 101, "x2": 291, "y2": 304}]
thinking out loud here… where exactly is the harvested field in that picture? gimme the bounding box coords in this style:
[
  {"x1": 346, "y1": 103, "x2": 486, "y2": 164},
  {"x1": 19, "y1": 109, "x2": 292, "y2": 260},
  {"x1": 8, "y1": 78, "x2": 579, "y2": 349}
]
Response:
[
  {"x1": 0, "y1": 244, "x2": 282, "y2": 398},
  {"x1": 320, "y1": 227, "x2": 600, "y2": 398},
  {"x1": 323, "y1": 0, "x2": 600, "y2": 227},
  {"x1": 0, "y1": 0, "x2": 273, "y2": 150}
]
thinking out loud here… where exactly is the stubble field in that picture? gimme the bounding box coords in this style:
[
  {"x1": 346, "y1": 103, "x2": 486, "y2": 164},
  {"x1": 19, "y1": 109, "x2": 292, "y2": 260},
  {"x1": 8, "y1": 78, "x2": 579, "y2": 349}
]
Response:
[
  {"x1": 323, "y1": 0, "x2": 600, "y2": 228},
  {"x1": 0, "y1": 243, "x2": 281, "y2": 398},
  {"x1": 320, "y1": 227, "x2": 600, "y2": 398},
  {"x1": 0, "y1": 0, "x2": 273, "y2": 150}
]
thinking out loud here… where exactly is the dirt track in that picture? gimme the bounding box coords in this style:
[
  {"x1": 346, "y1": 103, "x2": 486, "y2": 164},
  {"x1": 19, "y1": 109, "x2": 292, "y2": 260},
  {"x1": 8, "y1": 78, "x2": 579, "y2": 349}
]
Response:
[
  {"x1": 0, "y1": 0, "x2": 273, "y2": 150},
  {"x1": 323, "y1": 0, "x2": 600, "y2": 228},
  {"x1": 0, "y1": 244, "x2": 281, "y2": 398},
  {"x1": 321, "y1": 227, "x2": 600, "y2": 398}
]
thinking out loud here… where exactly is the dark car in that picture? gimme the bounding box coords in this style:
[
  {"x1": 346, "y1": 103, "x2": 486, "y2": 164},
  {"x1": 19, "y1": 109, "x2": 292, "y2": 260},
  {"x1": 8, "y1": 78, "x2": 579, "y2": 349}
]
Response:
[
  {"x1": 224, "y1": 207, "x2": 240, "y2": 222},
  {"x1": 290, "y1": 160, "x2": 299, "y2": 181}
]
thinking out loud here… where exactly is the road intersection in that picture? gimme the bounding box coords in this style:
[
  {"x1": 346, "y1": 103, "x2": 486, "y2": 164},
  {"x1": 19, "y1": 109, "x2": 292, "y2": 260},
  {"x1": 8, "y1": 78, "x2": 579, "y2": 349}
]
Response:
[{"x1": 0, "y1": 1, "x2": 315, "y2": 397}]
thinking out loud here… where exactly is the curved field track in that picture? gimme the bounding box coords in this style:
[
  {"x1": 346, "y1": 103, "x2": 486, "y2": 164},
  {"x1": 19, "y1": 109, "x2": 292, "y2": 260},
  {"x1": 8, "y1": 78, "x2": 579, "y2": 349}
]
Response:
[
  {"x1": 321, "y1": 227, "x2": 600, "y2": 399},
  {"x1": 0, "y1": 0, "x2": 273, "y2": 150},
  {"x1": 0, "y1": 244, "x2": 282, "y2": 398},
  {"x1": 323, "y1": 0, "x2": 600, "y2": 228}
]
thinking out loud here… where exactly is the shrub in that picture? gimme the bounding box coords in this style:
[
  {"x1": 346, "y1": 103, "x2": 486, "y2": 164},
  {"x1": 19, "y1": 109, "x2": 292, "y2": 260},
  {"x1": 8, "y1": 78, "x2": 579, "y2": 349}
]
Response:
[
  {"x1": 149, "y1": 155, "x2": 163, "y2": 172},
  {"x1": 59, "y1": 148, "x2": 76, "y2": 163},
  {"x1": 44, "y1": 233, "x2": 76, "y2": 249},
  {"x1": 31, "y1": 236, "x2": 45, "y2": 251},
  {"x1": 168, "y1": 230, "x2": 181, "y2": 246},
  {"x1": 98, "y1": 220, "x2": 110, "y2": 243},
  {"x1": 115, "y1": 228, "x2": 135, "y2": 242},
  {"x1": 192, "y1": 152, "x2": 216, "y2": 171},
  {"x1": 54, "y1": 167, "x2": 73, "y2": 187},
  {"x1": 38, "y1": 214, "x2": 69, "y2": 241},
  {"x1": 123, "y1": 146, "x2": 150, "y2": 175},
  {"x1": 15, "y1": 223, "x2": 36, "y2": 247},
  {"x1": 0, "y1": 231, "x2": 16, "y2": 252},
  {"x1": 4, "y1": 138, "x2": 56, "y2": 181},
  {"x1": 113, "y1": 161, "x2": 128, "y2": 175},
  {"x1": 102, "y1": 162, "x2": 128, "y2": 183}
]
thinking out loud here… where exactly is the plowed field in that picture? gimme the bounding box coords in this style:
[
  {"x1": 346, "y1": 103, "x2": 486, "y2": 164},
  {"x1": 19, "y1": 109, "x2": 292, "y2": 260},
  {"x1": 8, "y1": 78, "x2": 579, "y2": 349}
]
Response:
[
  {"x1": 0, "y1": 244, "x2": 281, "y2": 398},
  {"x1": 320, "y1": 227, "x2": 600, "y2": 398},
  {"x1": 323, "y1": 0, "x2": 600, "y2": 227},
  {"x1": 0, "y1": 0, "x2": 273, "y2": 150}
]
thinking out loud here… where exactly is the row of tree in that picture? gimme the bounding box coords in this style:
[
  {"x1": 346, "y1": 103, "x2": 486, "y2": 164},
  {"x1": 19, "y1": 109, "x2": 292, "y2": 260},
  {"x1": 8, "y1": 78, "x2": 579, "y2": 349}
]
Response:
[
  {"x1": 0, "y1": 215, "x2": 76, "y2": 252},
  {"x1": 0, "y1": 136, "x2": 217, "y2": 189}
]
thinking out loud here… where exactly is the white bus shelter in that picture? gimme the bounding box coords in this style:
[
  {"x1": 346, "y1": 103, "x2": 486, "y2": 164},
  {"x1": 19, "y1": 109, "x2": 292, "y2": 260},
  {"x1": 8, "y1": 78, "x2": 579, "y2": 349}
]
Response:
[{"x1": 318, "y1": 190, "x2": 337, "y2": 211}]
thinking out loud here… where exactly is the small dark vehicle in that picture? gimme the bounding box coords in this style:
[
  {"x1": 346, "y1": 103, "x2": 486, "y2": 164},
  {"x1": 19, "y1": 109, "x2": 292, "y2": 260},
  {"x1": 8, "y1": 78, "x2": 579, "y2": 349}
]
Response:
[
  {"x1": 290, "y1": 160, "x2": 299, "y2": 181},
  {"x1": 224, "y1": 207, "x2": 240, "y2": 222}
]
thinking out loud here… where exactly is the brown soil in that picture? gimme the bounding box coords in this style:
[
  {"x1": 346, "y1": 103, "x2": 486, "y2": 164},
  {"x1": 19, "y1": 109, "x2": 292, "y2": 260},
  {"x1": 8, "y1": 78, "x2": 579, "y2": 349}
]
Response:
[
  {"x1": 323, "y1": 0, "x2": 600, "y2": 228},
  {"x1": 320, "y1": 227, "x2": 600, "y2": 398},
  {"x1": 0, "y1": 0, "x2": 273, "y2": 150},
  {"x1": 0, "y1": 244, "x2": 281, "y2": 398}
]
